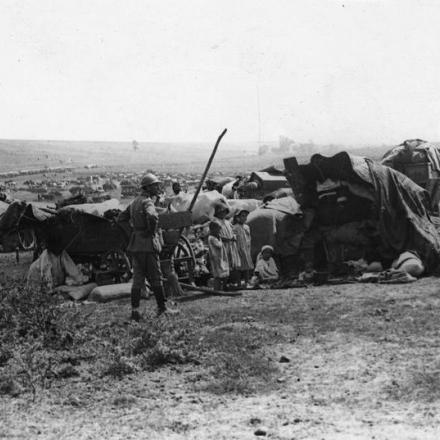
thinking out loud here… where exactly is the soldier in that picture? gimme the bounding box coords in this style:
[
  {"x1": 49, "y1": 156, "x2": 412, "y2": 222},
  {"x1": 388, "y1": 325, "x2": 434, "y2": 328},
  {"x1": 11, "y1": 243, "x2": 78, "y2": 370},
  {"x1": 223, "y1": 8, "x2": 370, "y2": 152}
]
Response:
[{"x1": 118, "y1": 173, "x2": 178, "y2": 321}]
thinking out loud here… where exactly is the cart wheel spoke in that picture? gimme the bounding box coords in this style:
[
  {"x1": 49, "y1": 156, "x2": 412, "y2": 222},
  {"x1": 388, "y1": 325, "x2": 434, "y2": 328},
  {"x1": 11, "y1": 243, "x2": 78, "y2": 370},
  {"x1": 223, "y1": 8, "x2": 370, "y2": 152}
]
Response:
[
  {"x1": 172, "y1": 236, "x2": 196, "y2": 281},
  {"x1": 101, "y1": 250, "x2": 132, "y2": 283}
]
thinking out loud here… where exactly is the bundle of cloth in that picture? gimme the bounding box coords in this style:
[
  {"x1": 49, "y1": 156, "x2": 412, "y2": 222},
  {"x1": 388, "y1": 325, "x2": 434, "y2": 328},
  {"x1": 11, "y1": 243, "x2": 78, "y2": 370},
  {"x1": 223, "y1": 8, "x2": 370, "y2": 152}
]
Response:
[
  {"x1": 167, "y1": 190, "x2": 260, "y2": 224},
  {"x1": 27, "y1": 249, "x2": 89, "y2": 290}
]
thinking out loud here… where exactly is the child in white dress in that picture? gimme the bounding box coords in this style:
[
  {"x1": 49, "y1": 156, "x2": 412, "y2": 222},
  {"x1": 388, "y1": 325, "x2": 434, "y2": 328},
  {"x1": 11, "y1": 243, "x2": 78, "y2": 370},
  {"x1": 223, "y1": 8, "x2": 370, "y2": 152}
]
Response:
[{"x1": 208, "y1": 221, "x2": 229, "y2": 291}]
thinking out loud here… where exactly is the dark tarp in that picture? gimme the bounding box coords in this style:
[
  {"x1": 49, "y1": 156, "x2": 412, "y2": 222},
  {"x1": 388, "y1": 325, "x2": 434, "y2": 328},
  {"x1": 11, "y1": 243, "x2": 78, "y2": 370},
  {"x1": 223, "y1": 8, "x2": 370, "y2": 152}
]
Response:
[
  {"x1": 382, "y1": 139, "x2": 440, "y2": 172},
  {"x1": 0, "y1": 201, "x2": 55, "y2": 232},
  {"x1": 367, "y1": 159, "x2": 440, "y2": 270},
  {"x1": 298, "y1": 152, "x2": 440, "y2": 271}
]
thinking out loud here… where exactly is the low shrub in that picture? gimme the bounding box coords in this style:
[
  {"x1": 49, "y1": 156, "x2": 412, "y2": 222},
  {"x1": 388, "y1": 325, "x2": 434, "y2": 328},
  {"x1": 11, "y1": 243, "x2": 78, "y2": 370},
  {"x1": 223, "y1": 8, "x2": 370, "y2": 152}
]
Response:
[{"x1": 102, "y1": 353, "x2": 136, "y2": 378}]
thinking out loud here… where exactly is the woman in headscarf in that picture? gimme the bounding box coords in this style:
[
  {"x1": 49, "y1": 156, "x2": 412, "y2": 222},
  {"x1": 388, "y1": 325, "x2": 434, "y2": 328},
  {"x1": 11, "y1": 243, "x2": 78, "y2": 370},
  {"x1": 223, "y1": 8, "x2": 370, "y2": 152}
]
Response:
[{"x1": 254, "y1": 245, "x2": 279, "y2": 282}]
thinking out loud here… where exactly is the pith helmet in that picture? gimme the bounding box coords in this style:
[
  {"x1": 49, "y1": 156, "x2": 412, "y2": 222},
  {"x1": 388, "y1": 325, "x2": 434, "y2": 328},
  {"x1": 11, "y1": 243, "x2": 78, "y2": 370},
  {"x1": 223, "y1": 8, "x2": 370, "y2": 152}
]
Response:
[{"x1": 141, "y1": 173, "x2": 160, "y2": 188}]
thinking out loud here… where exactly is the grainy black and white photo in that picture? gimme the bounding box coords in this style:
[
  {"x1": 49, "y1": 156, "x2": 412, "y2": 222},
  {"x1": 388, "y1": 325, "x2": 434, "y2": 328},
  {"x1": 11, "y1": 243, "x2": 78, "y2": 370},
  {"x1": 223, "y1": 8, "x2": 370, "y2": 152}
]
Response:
[{"x1": 1, "y1": 1, "x2": 440, "y2": 439}]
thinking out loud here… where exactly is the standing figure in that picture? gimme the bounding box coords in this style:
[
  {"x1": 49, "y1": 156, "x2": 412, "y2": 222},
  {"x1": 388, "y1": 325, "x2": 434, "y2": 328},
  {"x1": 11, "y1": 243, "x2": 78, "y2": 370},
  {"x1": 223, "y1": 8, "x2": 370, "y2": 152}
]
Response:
[
  {"x1": 207, "y1": 221, "x2": 229, "y2": 291},
  {"x1": 232, "y1": 209, "x2": 254, "y2": 286},
  {"x1": 118, "y1": 173, "x2": 177, "y2": 321},
  {"x1": 213, "y1": 205, "x2": 241, "y2": 278}
]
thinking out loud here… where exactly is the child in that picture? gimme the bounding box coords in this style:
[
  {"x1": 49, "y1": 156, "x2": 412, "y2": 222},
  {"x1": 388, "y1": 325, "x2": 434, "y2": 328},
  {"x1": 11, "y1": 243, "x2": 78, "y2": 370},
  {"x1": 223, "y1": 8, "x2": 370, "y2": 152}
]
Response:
[
  {"x1": 254, "y1": 245, "x2": 279, "y2": 283},
  {"x1": 232, "y1": 209, "x2": 254, "y2": 286},
  {"x1": 213, "y1": 204, "x2": 241, "y2": 274},
  {"x1": 208, "y1": 221, "x2": 229, "y2": 291}
]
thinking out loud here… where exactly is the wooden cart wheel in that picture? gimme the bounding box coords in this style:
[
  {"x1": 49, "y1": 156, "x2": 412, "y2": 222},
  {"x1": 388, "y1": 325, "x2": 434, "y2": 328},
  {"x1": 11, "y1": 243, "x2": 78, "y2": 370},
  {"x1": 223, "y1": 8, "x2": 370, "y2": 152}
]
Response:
[
  {"x1": 174, "y1": 235, "x2": 196, "y2": 261},
  {"x1": 101, "y1": 250, "x2": 132, "y2": 283},
  {"x1": 172, "y1": 235, "x2": 196, "y2": 280}
]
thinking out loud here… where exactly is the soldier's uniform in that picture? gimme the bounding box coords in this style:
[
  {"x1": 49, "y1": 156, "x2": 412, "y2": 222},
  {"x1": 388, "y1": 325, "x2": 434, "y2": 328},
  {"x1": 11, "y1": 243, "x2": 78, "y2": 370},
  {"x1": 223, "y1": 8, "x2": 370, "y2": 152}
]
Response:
[{"x1": 118, "y1": 188, "x2": 166, "y2": 314}]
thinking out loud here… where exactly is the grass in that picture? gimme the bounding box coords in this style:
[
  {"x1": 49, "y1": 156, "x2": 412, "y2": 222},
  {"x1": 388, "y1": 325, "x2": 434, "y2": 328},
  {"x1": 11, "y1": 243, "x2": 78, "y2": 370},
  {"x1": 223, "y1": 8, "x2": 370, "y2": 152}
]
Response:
[
  {"x1": 386, "y1": 364, "x2": 440, "y2": 403},
  {"x1": 2, "y1": 259, "x2": 440, "y2": 438},
  {"x1": 2, "y1": 278, "x2": 440, "y2": 402},
  {"x1": 0, "y1": 280, "x2": 281, "y2": 398}
]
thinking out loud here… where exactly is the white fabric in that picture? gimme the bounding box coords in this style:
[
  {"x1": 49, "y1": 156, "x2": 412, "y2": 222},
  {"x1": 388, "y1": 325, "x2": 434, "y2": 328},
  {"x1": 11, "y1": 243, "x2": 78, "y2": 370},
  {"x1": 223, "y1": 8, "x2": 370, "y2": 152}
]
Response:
[
  {"x1": 167, "y1": 193, "x2": 192, "y2": 212},
  {"x1": 89, "y1": 283, "x2": 133, "y2": 302},
  {"x1": 255, "y1": 252, "x2": 279, "y2": 281},
  {"x1": 27, "y1": 250, "x2": 88, "y2": 291},
  {"x1": 221, "y1": 181, "x2": 236, "y2": 198},
  {"x1": 60, "y1": 199, "x2": 123, "y2": 216},
  {"x1": 192, "y1": 191, "x2": 229, "y2": 223},
  {"x1": 208, "y1": 235, "x2": 229, "y2": 278},
  {"x1": 167, "y1": 190, "x2": 230, "y2": 224},
  {"x1": 391, "y1": 251, "x2": 424, "y2": 277},
  {"x1": 264, "y1": 196, "x2": 301, "y2": 216},
  {"x1": 228, "y1": 199, "x2": 261, "y2": 217},
  {"x1": 0, "y1": 201, "x2": 9, "y2": 216},
  {"x1": 316, "y1": 178, "x2": 341, "y2": 193}
]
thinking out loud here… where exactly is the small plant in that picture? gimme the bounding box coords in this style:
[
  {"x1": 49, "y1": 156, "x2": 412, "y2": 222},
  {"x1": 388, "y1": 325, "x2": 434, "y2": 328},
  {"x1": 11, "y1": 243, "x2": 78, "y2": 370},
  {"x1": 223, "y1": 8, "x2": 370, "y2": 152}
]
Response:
[
  {"x1": 202, "y1": 349, "x2": 278, "y2": 395},
  {"x1": 55, "y1": 365, "x2": 80, "y2": 379},
  {"x1": 0, "y1": 281, "x2": 61, "y2": 342},
  {"x1": 131, "y1": 319, "x2": 197, "y2": 371},
  {"x1": 11, "y1": 340, "x2": 59, "y2": 401},
  {"x1": 102, "y1": 351, "x2": 136, "y2": 378},
  {"x1": 0, "y1": 345, "x2": 13, "y2": 367},
  {"x1": 0, "y1": 374, "x2": 22, "y2": 397},
  {"x1": 112, "y1": 395, "x2": 137, "y2": 407}
]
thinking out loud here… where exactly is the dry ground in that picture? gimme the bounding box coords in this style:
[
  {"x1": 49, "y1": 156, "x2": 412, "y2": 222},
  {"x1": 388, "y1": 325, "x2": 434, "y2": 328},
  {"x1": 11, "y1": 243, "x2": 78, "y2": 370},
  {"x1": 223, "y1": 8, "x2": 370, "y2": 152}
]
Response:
[{"x1": 1, "y1": 253, "x2": 440, "y2": 439}]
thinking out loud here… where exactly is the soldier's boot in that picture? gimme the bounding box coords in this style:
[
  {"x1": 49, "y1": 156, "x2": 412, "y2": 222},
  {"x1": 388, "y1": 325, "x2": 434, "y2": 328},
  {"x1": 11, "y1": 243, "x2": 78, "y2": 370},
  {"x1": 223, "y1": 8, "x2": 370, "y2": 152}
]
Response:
[
  {"x1": 153, "y1": 285, "x2": 179, "y2": 316},
  {"x1": 130, "y1": 288, "x2": 142, "y2": 322}
]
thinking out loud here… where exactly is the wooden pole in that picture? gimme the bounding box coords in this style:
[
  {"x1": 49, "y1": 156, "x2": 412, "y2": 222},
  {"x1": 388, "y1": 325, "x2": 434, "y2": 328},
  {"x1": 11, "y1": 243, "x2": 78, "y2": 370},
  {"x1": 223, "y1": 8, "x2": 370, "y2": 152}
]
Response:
[
  {"x1": 188, "y1": 128, "x2": 227, "y2": 212},
  {"x1": 179, "y1": 282, "x2": 242, "y2": 297},
  {"x1": 165, "y1": 129, "x2": 227, "y2": 286}
]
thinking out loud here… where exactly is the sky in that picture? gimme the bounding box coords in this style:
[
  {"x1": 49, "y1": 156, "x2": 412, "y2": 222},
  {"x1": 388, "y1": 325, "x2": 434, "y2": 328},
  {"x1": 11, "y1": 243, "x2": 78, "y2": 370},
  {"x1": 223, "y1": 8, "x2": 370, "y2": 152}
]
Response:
[{"x1": 1, "y1": 0, "x2": 440, "y2": 146}]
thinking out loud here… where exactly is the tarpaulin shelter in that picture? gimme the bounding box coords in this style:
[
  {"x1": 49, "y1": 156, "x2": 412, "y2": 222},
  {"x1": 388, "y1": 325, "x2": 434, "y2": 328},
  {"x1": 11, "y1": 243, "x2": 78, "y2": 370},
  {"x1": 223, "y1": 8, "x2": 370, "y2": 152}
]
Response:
[
  {"x1": 382, "y1": 139, "x2": 440, "y2": 174},
  {"x1": 381, "y1": 139, "x2": 440, "y2": 212},
  {"x1": 284, "y1": 152, "x2": 440, "y2": 272}
]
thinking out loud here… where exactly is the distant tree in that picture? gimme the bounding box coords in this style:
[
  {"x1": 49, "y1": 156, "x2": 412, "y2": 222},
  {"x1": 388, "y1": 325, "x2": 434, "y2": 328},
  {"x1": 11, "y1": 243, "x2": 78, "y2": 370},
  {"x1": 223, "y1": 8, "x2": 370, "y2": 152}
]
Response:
[
  {"x1": 279, "y1": 136, "x2": 295, "y2": 153},
  {"x1": 132, "y1": 140, "x2": 139, "y2": 151},
  {"x1": 258, "y1": 144, "x2": 269, "y2": 155}
]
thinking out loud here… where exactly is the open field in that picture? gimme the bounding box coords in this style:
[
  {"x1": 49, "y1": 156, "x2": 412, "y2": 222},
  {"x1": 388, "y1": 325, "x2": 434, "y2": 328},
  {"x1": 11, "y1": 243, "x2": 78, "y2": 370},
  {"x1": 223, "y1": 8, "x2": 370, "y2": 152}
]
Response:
[
  {"x1": 0, "y1": 139, "x2": 392, "y2": 176},
  {"x1": 1, "y1": 253, "x2": 440, "y2": 439}
]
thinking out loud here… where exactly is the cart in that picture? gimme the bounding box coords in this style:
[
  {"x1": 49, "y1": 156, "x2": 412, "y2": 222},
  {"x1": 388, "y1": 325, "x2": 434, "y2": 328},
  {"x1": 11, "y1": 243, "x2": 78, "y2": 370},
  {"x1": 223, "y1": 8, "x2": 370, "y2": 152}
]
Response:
[{"x1": 25, "y1": 208, "x2": 196, "y2": 285}]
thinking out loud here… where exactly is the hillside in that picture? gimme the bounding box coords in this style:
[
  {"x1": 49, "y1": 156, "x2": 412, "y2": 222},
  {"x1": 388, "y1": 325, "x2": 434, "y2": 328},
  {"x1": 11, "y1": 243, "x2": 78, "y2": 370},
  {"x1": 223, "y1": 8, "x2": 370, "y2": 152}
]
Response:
[{"x1": 0, "y1": 139, "x2": 392, "y2": 176}]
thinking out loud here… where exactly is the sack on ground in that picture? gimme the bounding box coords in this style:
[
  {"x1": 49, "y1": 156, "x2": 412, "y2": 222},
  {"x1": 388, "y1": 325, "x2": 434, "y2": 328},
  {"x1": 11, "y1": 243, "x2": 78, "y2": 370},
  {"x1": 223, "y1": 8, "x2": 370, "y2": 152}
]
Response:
[{"x1": 391, "y1": 251, "x2": 424, "y2": 277}]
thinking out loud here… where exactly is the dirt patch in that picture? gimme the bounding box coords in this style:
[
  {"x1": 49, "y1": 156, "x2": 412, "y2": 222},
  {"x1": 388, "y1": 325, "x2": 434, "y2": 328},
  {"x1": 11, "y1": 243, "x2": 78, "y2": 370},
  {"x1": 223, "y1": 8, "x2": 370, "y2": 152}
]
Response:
[{"x1": 1, "y1": 264, "x2": 440, "y2": 438}]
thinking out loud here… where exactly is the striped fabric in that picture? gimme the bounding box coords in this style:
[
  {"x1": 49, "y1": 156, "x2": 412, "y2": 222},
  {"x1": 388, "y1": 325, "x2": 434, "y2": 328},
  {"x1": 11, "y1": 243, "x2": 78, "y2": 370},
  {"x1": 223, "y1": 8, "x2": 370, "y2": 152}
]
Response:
[
  {"x1": 217, "y1": 218, "x2": 241, "y2": 270},
  {"x1": 233, "y1": 223, "x2": 254, "y2": 271}
]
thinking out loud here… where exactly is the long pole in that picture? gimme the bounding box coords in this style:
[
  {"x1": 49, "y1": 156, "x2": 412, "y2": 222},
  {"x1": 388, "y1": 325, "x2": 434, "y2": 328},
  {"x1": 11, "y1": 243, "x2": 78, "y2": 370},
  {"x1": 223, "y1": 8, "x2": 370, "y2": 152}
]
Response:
[
  {"x1": 188, "y1": 128, "x2": 227, "y2": 212},
  {"x1": 165, "y1": 128, "x2": 228, "y2": 291}
]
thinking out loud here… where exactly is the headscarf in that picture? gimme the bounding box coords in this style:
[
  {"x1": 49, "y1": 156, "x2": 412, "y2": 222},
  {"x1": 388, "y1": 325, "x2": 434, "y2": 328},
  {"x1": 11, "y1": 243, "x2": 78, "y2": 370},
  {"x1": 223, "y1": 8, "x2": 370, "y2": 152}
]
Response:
[{"x1": 256, "y1": 245, "x2": 274, "y2": 262}]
